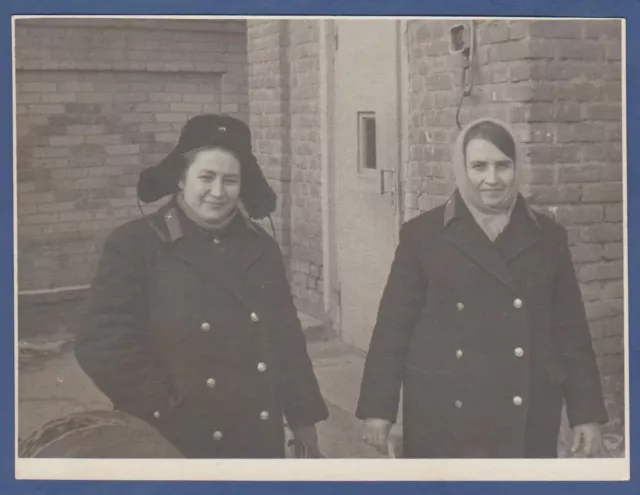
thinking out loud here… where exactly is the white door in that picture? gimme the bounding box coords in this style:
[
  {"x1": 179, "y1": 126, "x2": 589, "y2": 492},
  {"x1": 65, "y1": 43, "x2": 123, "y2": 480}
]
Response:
[{"x1": 333, "y1": 19, "x2": 402, "y2": 351}]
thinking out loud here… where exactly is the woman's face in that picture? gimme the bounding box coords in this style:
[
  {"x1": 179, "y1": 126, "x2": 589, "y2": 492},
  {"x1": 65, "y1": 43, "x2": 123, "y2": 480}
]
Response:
[
  {"x1": 465, "y1": 138, "x2": 515, "y2": 208},
  {"x1": 179, "y1": 148, "x2": 242, "y2": 223}
]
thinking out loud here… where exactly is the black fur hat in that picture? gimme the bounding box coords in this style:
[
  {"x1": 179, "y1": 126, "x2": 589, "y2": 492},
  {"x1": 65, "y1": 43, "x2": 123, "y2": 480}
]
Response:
[{"x1": 137, "y1": 114, "x2": 276, "y2": 220}]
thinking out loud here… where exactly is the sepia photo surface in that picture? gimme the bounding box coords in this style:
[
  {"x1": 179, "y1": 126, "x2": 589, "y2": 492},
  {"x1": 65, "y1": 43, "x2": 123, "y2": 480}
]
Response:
[{"x1": 14, "y1": 15, "x2": 629, "y2": 481}]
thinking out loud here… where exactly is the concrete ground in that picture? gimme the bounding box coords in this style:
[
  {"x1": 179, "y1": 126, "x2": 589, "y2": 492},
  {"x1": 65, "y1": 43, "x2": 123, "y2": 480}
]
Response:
[{"x1": 17, "y1": 320, "x2": 385, "y2": 458}]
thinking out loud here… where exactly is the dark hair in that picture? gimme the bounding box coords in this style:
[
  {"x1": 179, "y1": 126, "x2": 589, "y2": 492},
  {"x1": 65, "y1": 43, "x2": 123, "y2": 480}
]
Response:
[
  {"x1": 463, "y1": 121, "x2": 516, "y2": 162},
  {"x1": 182, "y1": 146, "x2": 241, "y2": 175}
]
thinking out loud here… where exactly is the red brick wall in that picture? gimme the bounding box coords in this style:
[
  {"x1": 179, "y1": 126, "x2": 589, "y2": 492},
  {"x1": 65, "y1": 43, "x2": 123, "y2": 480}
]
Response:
[
  {"x1": 16, "y1": 18, "x2": 248, "y2": 291},
  {"x1": 406, "y1": 18, "x2": 624, "y2": 428},
  {"x1": 248, "y1": 19, "x2": 324, "y2": 318}
]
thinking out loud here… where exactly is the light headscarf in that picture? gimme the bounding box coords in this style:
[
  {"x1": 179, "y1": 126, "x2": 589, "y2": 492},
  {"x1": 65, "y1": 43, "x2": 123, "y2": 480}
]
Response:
[{"x1": 452, "y1": 118, "x2": 524, "y2": 241}]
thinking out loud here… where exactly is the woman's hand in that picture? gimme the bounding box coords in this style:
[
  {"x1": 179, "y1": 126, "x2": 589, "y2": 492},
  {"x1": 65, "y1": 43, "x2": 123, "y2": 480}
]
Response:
[
  {"x1": 572, "y1": 422, "x2": 602, "y2": 457},
  {"x1": 291, "y1": 424, "x2": 323, "y2": 458},
  {"x1": 362, "y1": 418, "x2": 392, "y2": 454}
]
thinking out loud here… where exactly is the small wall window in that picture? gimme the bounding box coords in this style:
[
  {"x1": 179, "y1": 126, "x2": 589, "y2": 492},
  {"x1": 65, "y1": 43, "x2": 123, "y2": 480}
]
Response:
[{"x1": 358, "y1": 112, "x2": 377, "y2": 172}]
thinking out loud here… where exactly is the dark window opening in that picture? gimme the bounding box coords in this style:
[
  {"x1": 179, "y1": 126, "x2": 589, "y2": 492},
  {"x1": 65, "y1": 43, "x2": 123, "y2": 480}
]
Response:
[{"x1": 358, "y1": 112, "x2": 377, "y2": 171}]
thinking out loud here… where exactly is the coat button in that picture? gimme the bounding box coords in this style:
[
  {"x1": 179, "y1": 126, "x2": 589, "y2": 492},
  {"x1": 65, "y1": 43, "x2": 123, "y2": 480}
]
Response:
[
  {"x1": 206, "y1": 378, "x2": 216, "y2": 388},
  {"x1": 456, "y1": 302, "x2": 464, "y2": 311},
  {"x1": 513, "y1": 396, "x2": 523, "y2": 406},
  {"x1": 201, "y1": 322, "x2": 211, "y2": 332},
  {"x1": 213, "y1": 430, "x2": 223, "y2": 441},
  {"x1": 260, "y1": 411, "x2": 270, "y2": 421},
  {"x1": 250, "y1": 312, "x2": 260, "y2": 323},
  {"x1": 213, "y1": 238, "x2": 221, "y2": 245},
  {"x1": 454, "y1": 400, "x2": 463, "y2": 409},
  {"x1": 456, "y1": 349, "x2": 463, "y2": 359},
  {"x1": 153, "y1": 410, "x2": 161, "y2": 419},
  {"x1": 514, "y1": 347, "x2": 524, "y2": 357},
  {"x1": 257, "y1": 362, "x2": 267, "y2": 372},
  {"x1": 513, "y1": 298, "x2": 523, "y2": 309}
]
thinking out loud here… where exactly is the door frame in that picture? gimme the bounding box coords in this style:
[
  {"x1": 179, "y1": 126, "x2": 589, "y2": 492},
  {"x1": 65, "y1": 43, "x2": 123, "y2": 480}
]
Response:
[{"x1": 319, "y1": 18, "x2": 410, "y2": 338}]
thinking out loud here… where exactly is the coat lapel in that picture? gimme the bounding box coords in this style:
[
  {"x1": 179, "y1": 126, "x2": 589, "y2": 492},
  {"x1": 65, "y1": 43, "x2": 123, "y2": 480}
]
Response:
[
  {"x1": 493, "y1": 197, "x2": 542, "y2": 262},
  {"x1": 148, "y1": 201, "x2": 268, "y2": 311},
  {"x1": 441, "y1": 193, "x2": 543, "y2": 292},
  {"x1": 172, "y1": 237, "x2": 262, "y2": 312},
  {"x1": 443, "y1": 213, "x2": 519, "y2": 292},
  {"x1": 223, "y1": 215, "x2": 269, "y2": 273}
]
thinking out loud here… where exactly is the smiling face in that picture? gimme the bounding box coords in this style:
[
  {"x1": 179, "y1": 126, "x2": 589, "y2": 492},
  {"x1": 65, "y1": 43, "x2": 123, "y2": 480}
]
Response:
[
  {"x1": 179, "y1": 148, "x2": 242, "y2": 224},
  {"x1": 465, "y1": 137, "x2": 516, "y2": 209}
]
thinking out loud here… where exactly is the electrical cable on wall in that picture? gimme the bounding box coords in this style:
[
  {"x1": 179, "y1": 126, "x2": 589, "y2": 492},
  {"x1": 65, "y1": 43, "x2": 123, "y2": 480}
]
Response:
[{"x1": 456, "y1": 20, "x2": 476, "y2": 130}]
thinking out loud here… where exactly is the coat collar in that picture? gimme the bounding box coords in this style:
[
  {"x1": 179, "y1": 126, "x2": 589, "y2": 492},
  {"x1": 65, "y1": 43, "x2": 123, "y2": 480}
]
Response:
[
  {"x1": 145, "y1": 198, "x2": 273, "y2": 314},
  {"x1": 149, "y1": 198, "x2": 261, "y2": 242},
  {"x1": 441, "y1": 191, "x2": 542, "y2": 292},
  {"x1": 146, "y1": 197, "x2": 268, "y2": 273},
  {"x1": 443, "y1": 190, "x2": 540, "y2": 230}
]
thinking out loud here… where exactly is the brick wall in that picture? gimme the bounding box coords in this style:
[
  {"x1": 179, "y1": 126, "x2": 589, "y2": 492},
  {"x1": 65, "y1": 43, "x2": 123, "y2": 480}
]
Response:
[
  {"x1": 247, "y1": 19, "x2": 292, "y2": 253},
  {"x1": 406, "y1": 19, "x2": 624, "y2": 429},
  {"x1": 248, "y1": 19, "x2": 324, "y2": 318},
  {"x1": 16, "y1": 18, "x2": 248, "y2": 291},
  {"x1": 288, "y1": 21, "x2": 323, "y2": 317}
]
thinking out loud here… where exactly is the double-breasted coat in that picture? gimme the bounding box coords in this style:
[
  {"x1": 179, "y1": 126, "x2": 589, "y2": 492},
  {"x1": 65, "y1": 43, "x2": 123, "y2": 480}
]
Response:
[
  {"x1": 75, "y1": 198, "x2": 329, "y2": 458},
  {"x1": 356, "y1": 191, "x2": 608, "y2": 458}
]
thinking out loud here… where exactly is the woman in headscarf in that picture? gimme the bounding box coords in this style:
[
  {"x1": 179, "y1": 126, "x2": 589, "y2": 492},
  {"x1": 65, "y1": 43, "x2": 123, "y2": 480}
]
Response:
[
  {"x1": 75, "y1": 114, "x2": 329, "y2": 459},
  {"x1": 356, "y1": 118, "x2": 608, "y2": 458}
]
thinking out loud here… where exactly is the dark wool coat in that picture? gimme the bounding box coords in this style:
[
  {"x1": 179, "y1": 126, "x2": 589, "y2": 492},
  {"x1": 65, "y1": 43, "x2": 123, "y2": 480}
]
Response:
[
  {"x1": 356, "y1": 192, "x2": 608, "y2": 458},
  {"x1": 75, "y1": 199, "x2": 329, "y2": 459}
]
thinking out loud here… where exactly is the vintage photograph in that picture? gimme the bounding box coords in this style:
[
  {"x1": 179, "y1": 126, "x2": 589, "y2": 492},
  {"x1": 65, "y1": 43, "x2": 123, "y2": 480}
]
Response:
[{"x1": 14, "y1": 15, "x2": 627, "y2": 479}]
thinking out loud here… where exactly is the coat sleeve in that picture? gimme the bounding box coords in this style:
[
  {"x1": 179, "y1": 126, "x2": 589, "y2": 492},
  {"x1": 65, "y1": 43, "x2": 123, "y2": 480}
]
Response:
[
  {"x1": 356, "y1": 221, "x2": 428, "y2": 423},
  {"x1": 266, "y1": 243, "x2": 329, "y2": 429},
  {"x1": 74, "y1": 224, "x2": 177, "y2": 419},
  {"x1": 551, "y1": 227, "x2": 609, "y2": 428}
]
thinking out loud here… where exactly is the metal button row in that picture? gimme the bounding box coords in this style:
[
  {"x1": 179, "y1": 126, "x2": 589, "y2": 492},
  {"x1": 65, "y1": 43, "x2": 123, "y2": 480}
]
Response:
[
  {"x1": 453, "y1": 396, "x2": 523, "y2": 409},
  {"x1": 205, "y1": 363, "x2": 266, "y2": 388},
  {"x1": 199, "y1": 313, "x2": 259, "y2": 333},
  {"x1": 455, "y1": 298, "x2": 523, "y2": 311},
  {"x1": 454, "y1": 347, "x2": 524, "y2": 359},
  {"x1": 212, "y1": 411, "x2": 270, "y2": 441}
]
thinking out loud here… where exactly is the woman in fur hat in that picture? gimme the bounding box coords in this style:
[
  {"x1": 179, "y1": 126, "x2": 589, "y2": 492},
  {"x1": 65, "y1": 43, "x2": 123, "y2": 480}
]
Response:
[
  {"x1": 75, "y1": 114, "x2": 329, "y2": 459},
  {"x1": 356, "y1": 118, "x2": 608, "y2": 458}
]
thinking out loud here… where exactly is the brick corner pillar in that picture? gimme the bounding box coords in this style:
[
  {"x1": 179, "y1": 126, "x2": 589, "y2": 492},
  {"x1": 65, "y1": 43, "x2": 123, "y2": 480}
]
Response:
[{"x1": 247, "y1": 20, "x2": 292, "y2": 263}]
